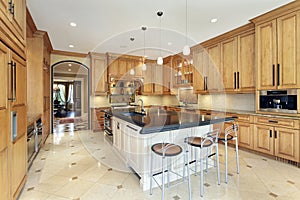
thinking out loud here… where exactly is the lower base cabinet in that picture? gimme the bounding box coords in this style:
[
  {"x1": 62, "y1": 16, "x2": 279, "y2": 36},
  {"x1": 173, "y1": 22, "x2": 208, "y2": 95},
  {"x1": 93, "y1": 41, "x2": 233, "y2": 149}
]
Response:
[
  {"x1": 0, "y1": 148, "x2": 9, "y2": 200},
  {"x1": 254, "y1": 116, "x2": 300, "y2": 162},
  {"x1": 11, "y1": 134, "x2": 27, "y2": 199}
]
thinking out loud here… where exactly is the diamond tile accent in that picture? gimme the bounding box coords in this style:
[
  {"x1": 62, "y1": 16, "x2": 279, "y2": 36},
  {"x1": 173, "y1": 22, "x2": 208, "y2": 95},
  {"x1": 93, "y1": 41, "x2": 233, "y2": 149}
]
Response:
[
  {"x1": 204, "y1": 183, "x2": 210, "y2": 187},
  {"x1": 262, "y1": 158, "x2": 267, "y2": 161},
  {"x1": 117, "y1": 185, "x2": 123, "y2": 189},
  {"x1": 287, "y1": 180, "x2": 295, "y2": 185},
  {"x1": 35, "y1": 169, "x2": 42, "y2": 173},
  {"x1": 27, "y1": 187, "x2": 34, "y2": 191},
  {"x1": 246, "y1": 165, "x2": 252, "y2": 168},
  {"x1": 108, "y1": 168, "x2": 113, "y2": 171},
  {"x1": 228, "y1": 173, "x2": 233, "y2": 176},
  {"x1": 71, "y1": 176, "x2": 78, "y2": 180},
  {"x1": 269, "y1": 192, "x2": 278, "y2": 198},
  {"x1": 173, "y1": 195, "x2": 181, "y2": 200}
]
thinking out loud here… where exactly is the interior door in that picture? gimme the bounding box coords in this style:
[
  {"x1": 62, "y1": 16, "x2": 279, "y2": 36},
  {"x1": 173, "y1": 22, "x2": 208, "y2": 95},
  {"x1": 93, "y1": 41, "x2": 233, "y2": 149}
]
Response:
[{"x1": 73, "y1": 81, "x2": 81, "y2": 116}]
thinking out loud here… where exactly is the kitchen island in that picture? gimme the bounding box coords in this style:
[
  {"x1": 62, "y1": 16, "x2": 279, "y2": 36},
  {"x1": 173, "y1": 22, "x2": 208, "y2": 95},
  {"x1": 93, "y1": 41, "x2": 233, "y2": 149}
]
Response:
[{"x1": 111, "y1": 108, "x2": 234, "y2": 190}]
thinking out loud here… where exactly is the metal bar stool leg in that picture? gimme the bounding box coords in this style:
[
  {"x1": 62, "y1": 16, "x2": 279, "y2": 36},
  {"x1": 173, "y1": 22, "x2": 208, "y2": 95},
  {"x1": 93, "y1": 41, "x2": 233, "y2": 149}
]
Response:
[
  {"x1": 235, "y1": 137, "x2": 240, "y2": 174},
  {"x1": 186, "y1": 147, "x2": 192, "y2": 200},
  {"x1": 216, "y1": 143, "x2": 220, "y2": 185},
  {"x1": 167, "y1": 158, "x2": 170, "y2": 188},
  {"x1": 200, "y1": 151, "x2": 204, "y2": 197},
  {"x1": 225, "y1": 140, "x2": 228, "y2": 184},
  {"x1": 150, "y1": 151, "x2": 153, "y2": 195},
  {"x1": 162, "y1": 156, "x2": 165, "y2": 200}
]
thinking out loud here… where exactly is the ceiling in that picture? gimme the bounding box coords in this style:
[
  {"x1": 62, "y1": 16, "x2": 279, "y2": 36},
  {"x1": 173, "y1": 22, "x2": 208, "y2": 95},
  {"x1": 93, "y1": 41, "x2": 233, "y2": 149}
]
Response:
[{"x1": 27, "y1": 0, "x2": 294, "y2": 59}]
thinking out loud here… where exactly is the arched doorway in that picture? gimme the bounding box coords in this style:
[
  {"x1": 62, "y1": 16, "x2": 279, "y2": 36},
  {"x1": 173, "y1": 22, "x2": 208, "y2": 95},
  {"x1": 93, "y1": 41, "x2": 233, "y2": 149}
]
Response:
[{"x1": 51, "y1": 60, "x2": 90, "y2": 132}]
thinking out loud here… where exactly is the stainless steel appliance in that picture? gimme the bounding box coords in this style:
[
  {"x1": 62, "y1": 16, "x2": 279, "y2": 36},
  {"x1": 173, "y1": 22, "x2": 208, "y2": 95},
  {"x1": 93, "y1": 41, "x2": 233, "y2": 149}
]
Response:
[
  {"x1": 259, "y1": 89, "x2": 297, "y2": 113},
  {"x1": 36, "y1": 118, "x2": 43, "y2": 150},
  {"x1": 27, "y1": 124, "x2": 36, "y2": 163}
]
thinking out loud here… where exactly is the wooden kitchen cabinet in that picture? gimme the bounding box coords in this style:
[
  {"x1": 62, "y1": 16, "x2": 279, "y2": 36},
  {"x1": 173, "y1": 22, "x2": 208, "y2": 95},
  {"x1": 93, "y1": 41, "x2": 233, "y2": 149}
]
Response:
[
  {"x1": 89, "y1": 52, "x2": 108, "y2": 95},
  {"x1": 0, "y1": 42, "x2": 9, "y2": 109},
  {"x1": 192, "y1": 49, "x2": 208, "y2": 94},
  {"x1": 221, "y1": 113, "x2": 254, "y2": 149},
  {"x1": 27, "y1": 22, "x2": 52, "y2": 141},
  {"x1": 0, "y1": 0, "x2": 26, "y2": 58},
  {"x1": 141, "y1": 60, "x2": 163, "y2": 95},
  {"x1": 206, "y1": 43, "x2": 221, "y2": 92},
  {"x1": 253, "y1": 9, "x2": 300, "y2": 90},
  {"x1": 11, "y1": 52, "x2": 26, "y2": 107},
  {"x1": 254, "y1": 116, "x2": 300, "y2": 162}
]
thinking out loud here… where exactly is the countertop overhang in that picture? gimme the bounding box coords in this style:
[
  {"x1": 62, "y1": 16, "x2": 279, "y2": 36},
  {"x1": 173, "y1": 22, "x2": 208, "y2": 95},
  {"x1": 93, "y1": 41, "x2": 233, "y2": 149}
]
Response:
[{"x1": 113, "y1": 110, "x2": 234, "y2": 134}]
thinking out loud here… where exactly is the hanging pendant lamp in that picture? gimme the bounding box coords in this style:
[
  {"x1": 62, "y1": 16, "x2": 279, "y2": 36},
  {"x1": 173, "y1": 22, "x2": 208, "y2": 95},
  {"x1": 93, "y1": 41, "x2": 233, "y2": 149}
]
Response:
[
  {"x1": 157, "y1": 11, "x2": 163, "y2": 65},
  {"x1": 141, "y1": 26, "x2": 147, "y2": 71},
  {"x1": 183, "y1": 0, "x2": 190, "y2": 56}
]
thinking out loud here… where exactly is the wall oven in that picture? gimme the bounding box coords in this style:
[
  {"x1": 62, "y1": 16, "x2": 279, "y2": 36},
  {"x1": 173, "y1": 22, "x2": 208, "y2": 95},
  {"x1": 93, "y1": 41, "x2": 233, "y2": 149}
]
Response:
[
  {"x1": 104, "y1": 111, "x2": 113, "y2": 143},
  {"x1": 259, "y1": 89, "x2": 298, "y2": 114}
]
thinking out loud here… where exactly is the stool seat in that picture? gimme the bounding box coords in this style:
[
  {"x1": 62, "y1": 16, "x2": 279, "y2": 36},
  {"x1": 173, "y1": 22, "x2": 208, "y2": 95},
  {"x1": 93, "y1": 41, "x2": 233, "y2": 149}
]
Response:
[
  {"x1": 218, "y1": 133, "x2": 234, "y2": 141},
  {"x1": 151, "y1": 143, "x2": 182, "y2": 157},
  {"x1": 185, "y1": 137, "x2": 213, "y2": 148}
]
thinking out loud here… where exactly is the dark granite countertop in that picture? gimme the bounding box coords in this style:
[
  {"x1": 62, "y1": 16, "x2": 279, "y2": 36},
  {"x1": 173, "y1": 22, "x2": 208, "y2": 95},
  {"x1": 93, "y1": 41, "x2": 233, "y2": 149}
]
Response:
[{"x1": 113, "y1": 109, "x2": 234, "y2": 134}]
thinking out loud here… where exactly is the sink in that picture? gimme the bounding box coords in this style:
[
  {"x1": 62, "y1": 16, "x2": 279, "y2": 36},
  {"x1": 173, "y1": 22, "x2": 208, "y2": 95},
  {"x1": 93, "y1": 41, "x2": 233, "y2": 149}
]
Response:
[{"x1": 121, "y1": 112, "x2": 146, "y2": 117}]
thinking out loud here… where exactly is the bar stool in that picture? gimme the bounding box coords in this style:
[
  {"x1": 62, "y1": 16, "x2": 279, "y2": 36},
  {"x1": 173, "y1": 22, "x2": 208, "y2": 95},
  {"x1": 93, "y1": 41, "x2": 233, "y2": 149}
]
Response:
[
  {"x1": 185, "y1": 129, "x2": 220, "y2": 197},
  {"x1": 150, "y1": 142, "x2": 192, "y2": 200},
  {"x1": 219, "y1": 124, "x2": 239, "y2": 183}
]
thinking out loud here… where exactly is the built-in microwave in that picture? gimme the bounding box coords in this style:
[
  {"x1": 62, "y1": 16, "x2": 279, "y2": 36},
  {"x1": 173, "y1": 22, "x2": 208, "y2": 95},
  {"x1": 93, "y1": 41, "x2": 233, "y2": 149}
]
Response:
[{"x1": 259, "y1": 89, "x2": 297, "y2": 114}]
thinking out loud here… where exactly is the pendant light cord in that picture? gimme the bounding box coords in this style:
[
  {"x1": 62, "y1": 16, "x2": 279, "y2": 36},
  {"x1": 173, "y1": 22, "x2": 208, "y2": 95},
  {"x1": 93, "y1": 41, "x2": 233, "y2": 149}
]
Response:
[
  {"x1": 185, "y1": 0, "x2": 188, "y2": 45},
  {"x1": 160, "y1": 14, "x2": 162, "y2": 56}
]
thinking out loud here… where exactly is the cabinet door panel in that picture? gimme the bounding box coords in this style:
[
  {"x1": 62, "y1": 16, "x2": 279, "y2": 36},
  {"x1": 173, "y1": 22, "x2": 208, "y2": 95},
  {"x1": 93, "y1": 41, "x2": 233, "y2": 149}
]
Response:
[
  {"x1": 207, "y1": 44, "x2": 221, "y2": 91},
  {"x1": 238, "y1": 122, "x2": 253, "y2": 149},
  {"x1": 256, "y1": 20, "x2": 277, "y2": 90},
  {"x1": 11, "y1": 52, "x2": 26, "y2": 107},
  {"x1": 253, "y1": 125, "x2": 274, "y2": 155},
  {"x1": 193, "y1": 50, "x2": 205, "y2": 93},
  {"x1": 11, "y1": 0, "x2": 26, "y2": 41},
  {"x1": 277, "y1": 11, "x2": 300, "y2": 89},
  {"x1": 0, "y1": 148, "x2": 9, "y2": 200},
  {"x1": 11, "y1": 134, "x2": 27, "y2": 197},
  {"x1": 142, "y1": 63, "x2": 152, "y2": 94},
  {"x1": 0, "y1": 42, "x2": 9, "y2": 109},
  {"x1": 90, "y1": 53, "x2": 108, "y2": 95},
  {"x1": 275, "y1": 128, "x2": 299, "y2": 162},
  {"x1": 238, "y1": 31, "x2": 255, "y2": 91},
  {"x1": 222, "y1": 37, "x2": 237, "y2": 92},
  {"x1": 118, "y1": 59, "x2": 128, "y2": 77}
]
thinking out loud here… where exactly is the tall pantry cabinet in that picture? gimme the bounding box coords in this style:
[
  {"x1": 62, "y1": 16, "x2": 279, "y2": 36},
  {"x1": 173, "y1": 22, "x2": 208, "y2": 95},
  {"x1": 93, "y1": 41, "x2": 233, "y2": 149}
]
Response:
[{"x1": 0, "y1": 0, "x2": 27, "y2": 199}]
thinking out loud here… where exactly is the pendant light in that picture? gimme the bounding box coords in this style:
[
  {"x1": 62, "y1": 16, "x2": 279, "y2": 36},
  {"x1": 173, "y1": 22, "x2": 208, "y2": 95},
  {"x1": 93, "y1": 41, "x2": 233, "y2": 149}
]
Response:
[
  {"x1": 157, "y1": 11, "x2": 163, "y2": 65},
  {"x1": 141, "y1": 26, "x2": 147, "y2": 71},
  {"x1": 183, "y1": 0, "x2": 190, "y2": 56}
]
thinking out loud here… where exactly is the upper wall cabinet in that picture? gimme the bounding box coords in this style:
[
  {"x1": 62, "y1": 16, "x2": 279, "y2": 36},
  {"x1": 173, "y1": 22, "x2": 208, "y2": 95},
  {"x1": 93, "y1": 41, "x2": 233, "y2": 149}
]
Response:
[
  {"x1": 222, "y1": 26, "x2": 255, "y2": 93},
  {"x1": 192, "y1": 23, "x2": 255, "y2": 94},
  {"x1": 89, "y1": 52, "x2": 108, "y2": 95},
  {"x1": 0, "y1": 0, "x2": 26, "y2": 58},
  {"x1": 251, "y1": 2, "x2": 300, "y2": 90}
]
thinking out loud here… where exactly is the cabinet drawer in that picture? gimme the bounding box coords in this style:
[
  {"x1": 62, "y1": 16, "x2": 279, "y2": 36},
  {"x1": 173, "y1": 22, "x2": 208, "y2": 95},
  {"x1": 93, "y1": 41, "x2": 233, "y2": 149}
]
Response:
[
  {"x1": 255, "y1": 116, "x2": 299, "y2": 129},
  {"x1": 226, "y1": 113, "x2": 252, "y2": 123}
]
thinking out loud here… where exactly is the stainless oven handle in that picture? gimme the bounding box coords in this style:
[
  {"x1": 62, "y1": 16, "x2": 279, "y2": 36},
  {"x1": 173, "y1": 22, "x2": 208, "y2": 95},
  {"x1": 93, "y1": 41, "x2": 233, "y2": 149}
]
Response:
[{"x1": 127, "y1": 125, "x2": 138, "y2": 132}]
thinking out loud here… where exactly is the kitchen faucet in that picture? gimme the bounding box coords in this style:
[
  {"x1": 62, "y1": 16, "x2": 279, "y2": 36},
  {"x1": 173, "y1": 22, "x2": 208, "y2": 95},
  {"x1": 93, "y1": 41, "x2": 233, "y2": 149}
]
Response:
[{"x1": 137, "y1": 99, "x2": 146, "y2": 115}]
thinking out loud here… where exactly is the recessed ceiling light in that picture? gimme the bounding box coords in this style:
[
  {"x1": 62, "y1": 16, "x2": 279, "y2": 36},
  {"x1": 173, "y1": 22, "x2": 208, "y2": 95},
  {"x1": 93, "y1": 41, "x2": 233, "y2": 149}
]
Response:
[
  {"x1": 69, "y1": 44, "x2": 74, "y2": 48},
  {"x1": 167, "y1": 42, "x2": 172, "y2": 46},
  {"x1": 70, "y1": 22, "x2": 77, "y2": 27},
  {"x1": 210, "y1": 18, "x2": 218, "y2": 23},
  {"x1": 68, "y1": 68, "x2": 71, "y2": 72},
  {"x1": 68, "y1": 63, "x2": 72, "y2": 67}
]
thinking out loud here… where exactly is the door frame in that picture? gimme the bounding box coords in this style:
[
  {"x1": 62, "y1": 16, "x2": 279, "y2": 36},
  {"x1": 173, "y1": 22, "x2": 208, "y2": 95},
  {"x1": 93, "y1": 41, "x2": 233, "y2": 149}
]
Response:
[{"x1": 51, "y1": 60, "x2": 90, "y2": 132}]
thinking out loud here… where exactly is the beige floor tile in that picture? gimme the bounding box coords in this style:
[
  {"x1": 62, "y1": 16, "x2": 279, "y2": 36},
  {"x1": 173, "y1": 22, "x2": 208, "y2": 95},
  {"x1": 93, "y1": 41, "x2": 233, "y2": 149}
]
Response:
[
  {"x1": 18, "y1": 190, "x2": 51, "y2": 200},
  {"x1": 53, "y1": 179, "x2": 95, "y2": 199},
  {"x1": 80, "y1": 183, "x2": 117, "y2": 200}
]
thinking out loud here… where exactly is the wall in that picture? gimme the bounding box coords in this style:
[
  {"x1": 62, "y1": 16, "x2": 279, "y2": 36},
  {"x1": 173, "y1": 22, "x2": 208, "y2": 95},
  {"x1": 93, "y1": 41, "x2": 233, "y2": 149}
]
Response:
[{"x1": 198, "y1": 93, "x2": 255, "y2": 111}]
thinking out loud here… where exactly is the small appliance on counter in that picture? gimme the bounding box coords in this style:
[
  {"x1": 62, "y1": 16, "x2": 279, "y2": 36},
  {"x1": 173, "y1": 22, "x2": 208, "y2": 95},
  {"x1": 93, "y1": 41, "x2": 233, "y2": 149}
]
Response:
[{"x1": 259, "y1": 89, "x2": 298, "y2": 114}]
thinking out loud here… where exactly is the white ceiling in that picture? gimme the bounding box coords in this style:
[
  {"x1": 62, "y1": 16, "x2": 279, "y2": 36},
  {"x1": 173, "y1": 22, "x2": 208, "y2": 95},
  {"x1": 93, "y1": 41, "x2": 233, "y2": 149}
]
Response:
[{"x1": 27, "y1": 0, "x2": 294, "y2": 59}]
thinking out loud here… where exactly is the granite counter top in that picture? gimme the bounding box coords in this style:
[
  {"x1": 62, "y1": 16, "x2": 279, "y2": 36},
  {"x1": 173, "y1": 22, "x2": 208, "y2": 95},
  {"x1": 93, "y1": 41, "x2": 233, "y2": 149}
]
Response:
[{"x1": 113, "y1": 109, "x2": 234, "y2": 134}]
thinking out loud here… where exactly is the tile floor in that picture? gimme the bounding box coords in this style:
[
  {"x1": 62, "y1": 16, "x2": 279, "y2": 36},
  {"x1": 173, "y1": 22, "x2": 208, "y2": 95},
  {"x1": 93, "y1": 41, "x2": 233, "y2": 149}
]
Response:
[{"x1": 19, "y1": 124, "x2": 300, "y2": 200}]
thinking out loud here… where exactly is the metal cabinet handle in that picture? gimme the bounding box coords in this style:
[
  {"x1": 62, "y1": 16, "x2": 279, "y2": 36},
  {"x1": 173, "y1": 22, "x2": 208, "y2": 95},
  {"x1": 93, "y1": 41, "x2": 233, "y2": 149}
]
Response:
[
  {"x1": 234, "y1": 72, "x2": 236, "y2": 89},
  {"x1": 8, "y1": 0, "x2": 14, "y2": 15},
  {"x1": 274, "y1": 130, "x2": 277, "y2": 139},
  {"x1": 272, "y1": 64, "x2": 275, "y2": 86},
  {"x1": 237, "y1": 72, "x2": 240, "y2": 89},
  {"x1": 8, "y1": 61, "x2": 16, "y2": 101},
  {"x1": 117, "y1": 122, "x2": 120, "y2": 129},
  {"x1": 269, "y1": 130, "x2": 272, "y2": 138},
  {"x1": 277, "y1": 64, "x2": 280, "y2": 86},
  {"x1": 268, "y1": 120, "x2": 278, "y2": 124},
  {"x1": 126, "y1": 125, "x2": 138, "y2": 132}
]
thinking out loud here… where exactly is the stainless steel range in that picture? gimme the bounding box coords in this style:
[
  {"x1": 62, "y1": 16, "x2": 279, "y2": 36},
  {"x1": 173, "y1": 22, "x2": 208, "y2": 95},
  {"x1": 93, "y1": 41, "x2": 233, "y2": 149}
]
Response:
[{"x1": 104, "y1": 105, "x2": 137, "y2": 143}]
